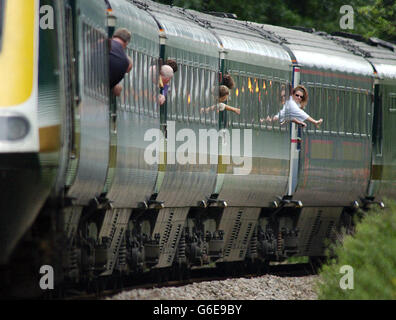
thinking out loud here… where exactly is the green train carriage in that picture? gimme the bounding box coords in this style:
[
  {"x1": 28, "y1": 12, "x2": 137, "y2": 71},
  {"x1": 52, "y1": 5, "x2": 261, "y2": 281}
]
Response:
[{"x1": 1, "y1": 0, "x2": 395, "y2": 296}]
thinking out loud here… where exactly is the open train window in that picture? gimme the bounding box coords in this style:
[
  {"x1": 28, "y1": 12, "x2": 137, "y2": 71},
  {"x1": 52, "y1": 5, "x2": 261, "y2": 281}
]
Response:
[{"x1": 0, "y1": 0, "x2": 5, "y2": 52}]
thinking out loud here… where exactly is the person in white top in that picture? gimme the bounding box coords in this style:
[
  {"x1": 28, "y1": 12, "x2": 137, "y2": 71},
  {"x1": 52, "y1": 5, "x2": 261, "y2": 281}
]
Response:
[{"x1": 268, "y1": 85, "x2": 323, "y2": 128}]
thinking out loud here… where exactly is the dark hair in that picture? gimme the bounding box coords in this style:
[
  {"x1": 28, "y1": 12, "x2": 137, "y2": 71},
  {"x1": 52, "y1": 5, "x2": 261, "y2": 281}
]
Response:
[
  {"x1": 293, "y1": 85, "x2": 309, "y2": 108},
  {"x1": 221, "y1": 74, "x2": 235, "y2": 89},
  {"x1": 165, "y1": 59, "x2": 178, "y2": 73}
]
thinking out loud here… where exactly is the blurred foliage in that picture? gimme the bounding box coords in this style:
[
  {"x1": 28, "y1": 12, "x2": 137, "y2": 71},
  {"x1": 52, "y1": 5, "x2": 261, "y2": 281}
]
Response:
[
  {"x1": 154, "y1": 0, "x2": 396, "y2": 42},
  {"x1": 316, "y1": 200, "x2": 396, "y2": 299}
]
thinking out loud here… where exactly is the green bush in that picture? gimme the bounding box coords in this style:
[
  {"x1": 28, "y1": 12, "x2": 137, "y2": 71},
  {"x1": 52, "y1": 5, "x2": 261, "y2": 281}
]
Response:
[{"x1": 316, "y1": 200, "x2": 396, "y2": 300}]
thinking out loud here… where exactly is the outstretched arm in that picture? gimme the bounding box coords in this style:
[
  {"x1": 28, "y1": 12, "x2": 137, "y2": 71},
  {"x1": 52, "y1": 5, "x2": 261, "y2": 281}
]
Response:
[
  {"x1": 291, "y1": 118, "x2": 307, "y2": 127},
  {"x1": 305, "y1": 116, "x2": 323, "y2": 128},
  {"x1": 224, "y1": 104, "x2": 240, "y2": 115}
]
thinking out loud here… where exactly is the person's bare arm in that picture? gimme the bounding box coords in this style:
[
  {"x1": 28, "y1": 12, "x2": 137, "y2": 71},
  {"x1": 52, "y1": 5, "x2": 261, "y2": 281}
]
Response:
[
  {"x1": 224, "y1": 104, "x2": 240, "y2": 115},
  {"x1": 305, "y1": 116, "x2": 323, "y2": 128}
]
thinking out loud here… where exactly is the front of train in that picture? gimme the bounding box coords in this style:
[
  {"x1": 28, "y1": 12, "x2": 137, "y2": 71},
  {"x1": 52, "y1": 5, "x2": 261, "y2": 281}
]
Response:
[{"x1": 0, "y1": 0, "x2": 54, "y2": 265}]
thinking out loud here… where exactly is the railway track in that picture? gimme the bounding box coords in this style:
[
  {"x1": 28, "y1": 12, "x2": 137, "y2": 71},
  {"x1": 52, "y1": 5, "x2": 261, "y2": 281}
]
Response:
[{"x1": 62, "y1": 262, "x2": 317, "y2": 300}]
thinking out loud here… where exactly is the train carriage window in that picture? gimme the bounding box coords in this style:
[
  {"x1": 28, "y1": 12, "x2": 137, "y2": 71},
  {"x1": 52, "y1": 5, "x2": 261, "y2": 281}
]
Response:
[
  {"x1": 93, "y1": 29, "x2": 98, "y2": 100},
  {"x1": 131, "y1": 50, "x2": 138, "y2": 113},
  {"x1": 83, "y1": 24, "x2": 89, "y2": 93},
  {"x1": 167, "y1": 59, "x2": 175, "y2": 120},
  {"x1": 229, "y1": 73, "x2": 239, "y2": 128},
  {"x1": 150, "y1": 56, "x2": 159, "y2": 117},
  {"x1": 98, "y1": 33, "x2": 104, "y2": 99},
  {"x1": 143, "y1": 54, "x2": 149, "y2": 115},
  {"x1": 345, "y1": 91, "x2": 353, "y2": 135},
  {"x1": 274, "y1": 81, "x2": 283, "y2": 131},
  {"x1": 238, "y1": 76, "x2": 247, "y2": 126},
  {"x1": 188, "y1": 65, "x2": 194, "y2": 121},
  {"x1": 189, "y1": 65, "x2": 196, "y2": 121},
  {"x1": 246, "y1": 76, "x2": 251, "y2": 127},
  {"x1": 257, "y1": 78, "x2": 264, "y2": 128},
  {"x1": 184, "y1": 64, "x2": 190, "y2": 122},
  {"x1": 177, "y1": 63, "x2": 184, "y2": 122},
  {"x1": 211, "y1": 70, "x2": 219, "y2": 126},
  {"x1": 313, "y1": 86, "x2": 320, "y2": 134},
  {"x1": 315, "y1": 87, "x2": 322, "y2": 134},
  {"x1": 194, "y1": 66, "x2": 201, "y2": 122},
  {"x1": 261, "y1": 79, "x2": 269, "y2": 130},
  {"x1": 322, "y1": 88, "x2": 328, "y2": 132},
  {"x1": 338, "y1": 90, "x2": 345, "y2": 135},
  {"x1": 344, "y1": 90, "x2": 350, "y2": 135},
  {"x1": 244, "y1": 76, "x2": 249, "y2": 128},
  {"x1": 176, "y1": 62, "x2": 184, "y2": 122},
  {"x1": 92, "y1": 29, "x2": 99, "y2": 99},
  {"x1": 183, "y1": 64, "x2": 189, "y2": 122},
  {"x1": 266, "y1": 79, "x2": 275, "y2": 130},
  {"x1": 255, "y1": 77, "x2": 260, "y2": 119},
  {"x1": 199, "y1": 68, "x2": 205, "y2": 124},
  {"x1": 354, "y1": 92, "x2": 360, "y2": 135},
  {"x1": 134, "y1": 52, "x2": 140, "y2": 113},
  {"x1": 138, "y1": 52, "x2": 144, "y2": 115},
  {"x1": 125, "y1": 59, "x2": 132, "y2": 112},
  {"x1": 203, "y1": 68, "x2": 211, "y2": 125},
  {"x1": 330, "y1": 89, "x2": 337, "y2": 134},
  {"x1": 362, "y1": 92, "x2": 366, "y2": 135},
  {"x1": 331, "y1": 88, "x2": 337, "y2": 133}
]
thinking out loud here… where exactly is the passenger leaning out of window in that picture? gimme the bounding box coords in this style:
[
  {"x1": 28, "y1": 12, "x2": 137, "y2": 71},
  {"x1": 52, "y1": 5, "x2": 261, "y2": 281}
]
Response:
[
  {"x1": 201, "y1": 85, "x2": 240, "y2": 115},
  {"x1": 109, "y1": 28, "x2": 133, "y2": 96},
  {"x1": 268, "y1": 85, "x2": 323, "y2": 128},
  {"x1": 158, "y1": 64, "x2": 175, "y2": 105}
]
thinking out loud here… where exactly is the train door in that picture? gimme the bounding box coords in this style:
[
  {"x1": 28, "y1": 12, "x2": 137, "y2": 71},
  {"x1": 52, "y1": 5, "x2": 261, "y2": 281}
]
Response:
[
  {"x1": 65, "y1": 0, "x2": 110, "y2": 205},
  {"x1": 369, "y1": 81, "x2": 396, "y2": 200},
  {"x1": 287, "y1": 64, "x2": 301, "y2": 197}
]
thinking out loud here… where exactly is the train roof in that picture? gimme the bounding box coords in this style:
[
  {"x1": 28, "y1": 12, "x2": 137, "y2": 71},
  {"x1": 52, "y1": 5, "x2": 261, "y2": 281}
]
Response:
[
  {"x1": 131, "y1": 0, "x2": 292, "y2": 71},
  {"x1": 125, "y1": 1, "x2": 379, "y2": 78},
  {"x1": 246, "y1": 22, "x2": 374, "y2": 77},
  {"x1": 328, "y1": 33, "x2": 396, "y2": 80}
]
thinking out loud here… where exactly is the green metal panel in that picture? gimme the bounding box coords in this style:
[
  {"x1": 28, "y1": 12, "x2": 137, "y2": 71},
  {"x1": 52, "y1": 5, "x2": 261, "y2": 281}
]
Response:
[{"x1": 374, "y1": 81, "x2": 396, "y2": 199}]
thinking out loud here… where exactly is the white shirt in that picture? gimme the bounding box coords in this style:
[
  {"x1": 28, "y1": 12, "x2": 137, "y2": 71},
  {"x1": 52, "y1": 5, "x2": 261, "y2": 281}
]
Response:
[
  {"x1": 276, "y1": 97, "x2": 309, "y2": 123},
  {"x1": 217, "y1": 102, "x2": 226, "y2": 111}
]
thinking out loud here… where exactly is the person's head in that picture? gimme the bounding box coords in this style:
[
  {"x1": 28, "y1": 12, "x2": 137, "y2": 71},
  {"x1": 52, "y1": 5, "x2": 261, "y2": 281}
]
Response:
[
  {"x1": 219, "y1": 85, "x2": 230, "y2": 102},
  {"x1": 222, "y1": 74, "x2": 235, "y2": 90},
  {"x1": 165, "y1": 59, "x2": 178, "y2": 73},
  {"x1": 113, "y1": 28, "x2": 131, "y2": 49},
  {"x1": 292, "y1": 85, "x2": 308, "y2": 108},
  {"x1": 160, "y1": 65, "x2": 174, "y2": 85}
]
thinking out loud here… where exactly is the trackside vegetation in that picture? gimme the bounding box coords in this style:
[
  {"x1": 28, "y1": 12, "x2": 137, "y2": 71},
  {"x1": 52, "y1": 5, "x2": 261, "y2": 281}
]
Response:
[{"x1": 316, "y1": 200, "x2": 396, "y2": 299}]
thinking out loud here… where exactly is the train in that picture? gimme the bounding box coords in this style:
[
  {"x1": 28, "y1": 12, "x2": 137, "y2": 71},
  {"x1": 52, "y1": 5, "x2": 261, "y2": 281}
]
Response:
[{"x1": 0, "y1": 0, "x2": 395, "y2": 297}]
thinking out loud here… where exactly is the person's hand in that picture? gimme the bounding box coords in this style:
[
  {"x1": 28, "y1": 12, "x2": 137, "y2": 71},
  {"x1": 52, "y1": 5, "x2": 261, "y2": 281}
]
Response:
[
  {"x1": 234, "y1": 108, "x2": 240, "y2": 115},
  {"x1": 315, "y1": 119, "x2": 323, "y2": 128},
  {"x1": 159, "y1": 94, "x2": 165, "y2": 105}
]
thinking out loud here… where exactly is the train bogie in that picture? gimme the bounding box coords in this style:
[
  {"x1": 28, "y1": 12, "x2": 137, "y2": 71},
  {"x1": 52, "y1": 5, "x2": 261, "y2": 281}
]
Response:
[{"x1": 1, "y1": 0, "x2": 395, "y2": 296}]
